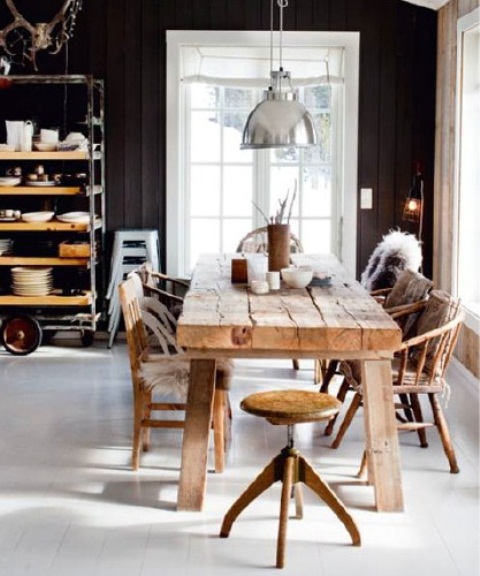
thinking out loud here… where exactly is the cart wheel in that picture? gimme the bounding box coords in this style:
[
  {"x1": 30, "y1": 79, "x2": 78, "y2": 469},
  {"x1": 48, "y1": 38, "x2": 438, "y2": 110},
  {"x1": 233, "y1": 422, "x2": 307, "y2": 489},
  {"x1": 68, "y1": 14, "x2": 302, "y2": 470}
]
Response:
[
  {"x1": 0, "y1": 315, "x2": 42, "y2": 355},
  {"x1": 81, "y1": 330, "x2": 94, "y2": 347}
]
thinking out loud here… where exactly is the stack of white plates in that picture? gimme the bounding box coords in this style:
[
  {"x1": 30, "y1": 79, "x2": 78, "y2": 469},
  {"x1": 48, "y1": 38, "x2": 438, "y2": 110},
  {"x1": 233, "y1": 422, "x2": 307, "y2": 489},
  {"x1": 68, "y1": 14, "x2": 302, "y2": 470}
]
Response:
[
  {"x1": 0, "y1": 238, "x2": 12, "y2": 255},
  {"x1": 11, "y1": 266, "x2": 53, "y2": 296}
]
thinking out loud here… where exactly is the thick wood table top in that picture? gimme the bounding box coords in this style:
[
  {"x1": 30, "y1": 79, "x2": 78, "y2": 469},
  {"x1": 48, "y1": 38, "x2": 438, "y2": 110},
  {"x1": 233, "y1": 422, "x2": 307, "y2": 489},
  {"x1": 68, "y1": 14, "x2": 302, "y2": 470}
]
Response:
[{"x1": 177, "y1": 254, "x2": 401, "y2": 358}]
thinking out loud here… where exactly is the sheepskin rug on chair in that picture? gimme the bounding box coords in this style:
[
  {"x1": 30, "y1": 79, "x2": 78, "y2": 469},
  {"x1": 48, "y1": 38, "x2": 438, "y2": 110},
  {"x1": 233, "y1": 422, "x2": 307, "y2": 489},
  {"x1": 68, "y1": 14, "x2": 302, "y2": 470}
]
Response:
[{"x1": 361, "y1": 230, "x2": 423, "y2": 291}]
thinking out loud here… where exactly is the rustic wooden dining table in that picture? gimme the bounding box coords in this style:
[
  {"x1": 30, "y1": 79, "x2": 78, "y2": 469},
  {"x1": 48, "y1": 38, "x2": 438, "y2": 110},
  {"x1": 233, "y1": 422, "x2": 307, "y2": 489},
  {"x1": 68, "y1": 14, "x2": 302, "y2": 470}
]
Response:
[{"x1": 176, "y1": 253, "x2": 404, "y2": 513}]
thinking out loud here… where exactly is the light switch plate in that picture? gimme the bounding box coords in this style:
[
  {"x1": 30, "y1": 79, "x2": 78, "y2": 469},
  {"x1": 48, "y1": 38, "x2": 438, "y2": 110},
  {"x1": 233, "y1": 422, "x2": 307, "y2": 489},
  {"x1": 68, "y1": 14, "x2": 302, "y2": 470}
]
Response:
[{"x1": 360, "y1": 188, "x2": 373, "y2": 209}]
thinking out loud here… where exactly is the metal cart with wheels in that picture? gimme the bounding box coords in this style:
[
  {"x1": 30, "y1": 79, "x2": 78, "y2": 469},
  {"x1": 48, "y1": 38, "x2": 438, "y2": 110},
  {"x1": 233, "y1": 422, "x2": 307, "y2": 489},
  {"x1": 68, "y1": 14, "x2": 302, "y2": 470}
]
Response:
[{"x1": 0, "y1": 75, "x2": 105, "y2": 355}]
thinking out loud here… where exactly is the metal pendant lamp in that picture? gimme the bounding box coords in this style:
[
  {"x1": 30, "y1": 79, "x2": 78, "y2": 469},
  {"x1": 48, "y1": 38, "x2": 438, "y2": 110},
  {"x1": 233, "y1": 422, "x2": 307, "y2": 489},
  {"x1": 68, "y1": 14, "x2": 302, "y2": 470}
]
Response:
[{"x1": 241, "y1": 0, "x2": 318, "y2": 150}]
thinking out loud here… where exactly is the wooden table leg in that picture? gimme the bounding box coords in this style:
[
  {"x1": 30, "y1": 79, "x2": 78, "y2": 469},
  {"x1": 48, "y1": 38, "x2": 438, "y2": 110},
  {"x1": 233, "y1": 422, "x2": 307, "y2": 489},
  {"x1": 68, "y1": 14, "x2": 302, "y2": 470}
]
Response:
[
  {"x1": 177, "y1": 358, "x2": 216, "y2": 511},
  {"x1": 361, "y1": 359, "x2": 404, "y2": 512}
]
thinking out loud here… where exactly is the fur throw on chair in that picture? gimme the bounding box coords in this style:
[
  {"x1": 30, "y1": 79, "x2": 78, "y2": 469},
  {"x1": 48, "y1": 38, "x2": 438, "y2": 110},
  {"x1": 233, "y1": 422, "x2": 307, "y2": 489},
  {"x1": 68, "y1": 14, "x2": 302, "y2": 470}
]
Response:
[{"x1": 361, "y1": 230, "x2": 423, "y2": 291}]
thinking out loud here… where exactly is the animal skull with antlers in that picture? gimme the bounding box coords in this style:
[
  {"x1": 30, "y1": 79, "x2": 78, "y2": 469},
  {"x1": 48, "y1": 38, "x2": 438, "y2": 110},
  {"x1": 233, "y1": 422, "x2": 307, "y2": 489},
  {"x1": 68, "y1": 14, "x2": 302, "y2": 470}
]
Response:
[{"x1": 0, "y1": 0, "x2": 82, "y2": 70}]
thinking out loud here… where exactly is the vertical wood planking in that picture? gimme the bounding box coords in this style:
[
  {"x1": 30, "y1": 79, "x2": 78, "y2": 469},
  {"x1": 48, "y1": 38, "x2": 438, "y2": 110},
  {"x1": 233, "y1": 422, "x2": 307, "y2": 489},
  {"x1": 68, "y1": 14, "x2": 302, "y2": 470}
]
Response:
[
  {"x1": 141, "y1": 0, "x2": 162, "y2": 232},
  {"x1": 357, "y1": 0, "x2": 381, "y2": 274},
  {"x1": 124, "y1": 0, "x2": 143, "y2": 226},
  {"x1": 377, "y1": 0, "x2": 397, "y2": 234},
  {"x1": 105, "y1": 0, "x2": 127, "y2": 231}
]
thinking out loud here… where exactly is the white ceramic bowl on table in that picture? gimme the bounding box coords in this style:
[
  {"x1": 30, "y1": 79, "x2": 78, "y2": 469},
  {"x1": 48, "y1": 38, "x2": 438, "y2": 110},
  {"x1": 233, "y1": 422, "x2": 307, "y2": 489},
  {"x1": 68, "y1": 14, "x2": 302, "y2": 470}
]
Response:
[{"x1": 281, "y1": 266, "x2": 313, "y2": 289}]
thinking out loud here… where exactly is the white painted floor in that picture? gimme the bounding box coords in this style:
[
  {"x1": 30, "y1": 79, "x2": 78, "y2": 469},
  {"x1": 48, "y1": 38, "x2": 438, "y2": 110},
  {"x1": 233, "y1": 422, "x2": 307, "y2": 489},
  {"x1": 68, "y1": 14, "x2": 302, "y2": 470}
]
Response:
[{"x1": 0, "y1": 340, "x2": 478, "y2": 576}]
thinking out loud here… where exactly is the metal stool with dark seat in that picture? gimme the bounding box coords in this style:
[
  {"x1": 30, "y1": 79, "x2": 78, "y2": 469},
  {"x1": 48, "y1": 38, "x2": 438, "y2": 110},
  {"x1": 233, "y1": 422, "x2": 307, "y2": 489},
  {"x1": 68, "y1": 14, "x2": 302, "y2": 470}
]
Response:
[{"x1": 220, "y1": 389, "x2": 361, "y2": 569}]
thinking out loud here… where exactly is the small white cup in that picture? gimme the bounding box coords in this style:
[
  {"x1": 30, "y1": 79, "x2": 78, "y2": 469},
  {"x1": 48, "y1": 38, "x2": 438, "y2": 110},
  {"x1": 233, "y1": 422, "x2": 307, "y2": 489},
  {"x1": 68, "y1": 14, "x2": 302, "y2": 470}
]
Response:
[
  {"x1": 266, "y1": 271, "x2": 280, "y2": 290},
  {"x1": 251, "y1": 280, "x2": 269, "y2": 295}
]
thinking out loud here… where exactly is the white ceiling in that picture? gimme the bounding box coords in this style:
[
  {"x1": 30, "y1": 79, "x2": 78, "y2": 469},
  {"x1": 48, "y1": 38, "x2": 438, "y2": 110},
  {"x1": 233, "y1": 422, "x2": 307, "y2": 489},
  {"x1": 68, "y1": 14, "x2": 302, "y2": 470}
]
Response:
[{"x1": 400, "y1": 0, "x2": 450, "y2": 9}]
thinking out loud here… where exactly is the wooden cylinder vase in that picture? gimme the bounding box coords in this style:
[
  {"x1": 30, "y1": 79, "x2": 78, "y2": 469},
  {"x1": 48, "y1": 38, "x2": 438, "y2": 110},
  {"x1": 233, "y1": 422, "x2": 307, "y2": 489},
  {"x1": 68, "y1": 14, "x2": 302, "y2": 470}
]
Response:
[{"x1": 268, "y1": 224, "x2": 290, "y2": 272}]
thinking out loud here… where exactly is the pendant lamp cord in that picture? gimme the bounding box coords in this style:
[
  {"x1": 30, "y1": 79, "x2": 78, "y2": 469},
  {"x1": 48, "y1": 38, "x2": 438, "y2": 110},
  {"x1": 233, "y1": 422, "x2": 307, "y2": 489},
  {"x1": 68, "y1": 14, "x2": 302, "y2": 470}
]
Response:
[
  {"x1": 270, "y1": 0, "x2": 274, "y2": 83},
  {"x1": 278, "y1": 0, "x2": 287, "y2": 72}
]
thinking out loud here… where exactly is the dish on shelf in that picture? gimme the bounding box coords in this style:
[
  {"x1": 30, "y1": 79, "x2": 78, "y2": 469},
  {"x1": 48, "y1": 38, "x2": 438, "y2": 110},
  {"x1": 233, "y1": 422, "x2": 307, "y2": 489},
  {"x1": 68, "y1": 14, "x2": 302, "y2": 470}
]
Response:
[
  {"x1": 0, "y1": 177, "x2": 21, "y2": 187},
  {"x1": 25, "y1": 180, "x2": 57, "y2": 187},
  {"x1": 33, "y1": 142, "x2": 57, "y2": 152},
  {"x1": 0, "y1": 144, "x2": 15, "y2": 152},
  {"x1": 11, "y1": 265, "x2": 53, "y2": 274},
  {"x1": 21, "y1": 211, "x2": 55, "y2": 223},
  {"x1": 0, "y1": 238, "x2": 13, "y2": 255},
  {"x1": 11, "y1": 266, "x2": 53, "y2": 296},
  {"x1": 56, "y1": 211, "x2": 98, "y2": 224},
  {"x1": 11, "y1": 285, "x2": 54, "y2": 296}
]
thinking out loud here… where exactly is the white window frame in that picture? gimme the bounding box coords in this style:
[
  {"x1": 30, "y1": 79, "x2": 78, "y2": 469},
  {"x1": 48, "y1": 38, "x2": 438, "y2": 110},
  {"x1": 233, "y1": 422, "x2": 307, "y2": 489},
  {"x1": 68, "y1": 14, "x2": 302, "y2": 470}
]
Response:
[
  {"x1": 453, "y1": 8, "x2": 480, "y2": 336},
  {"x1": 166, "y1": 30, "x2": 359, "y2": 278}
]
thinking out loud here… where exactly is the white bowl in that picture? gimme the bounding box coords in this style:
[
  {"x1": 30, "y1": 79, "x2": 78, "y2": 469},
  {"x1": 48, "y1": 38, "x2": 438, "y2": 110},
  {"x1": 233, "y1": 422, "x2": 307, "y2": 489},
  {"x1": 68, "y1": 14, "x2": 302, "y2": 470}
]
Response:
[
  {"x1": 0, "y1": 176, "x2": 21, "y2": 186},
  {"x1": 21, "y1": 211, "x2": 55, "y2": 222},
  {"x1": 34, "y1": 142, "x2": 57, "y2": 152},
  {"x1": 281, "y1": 266, "x2": 313, "y2": 289}
]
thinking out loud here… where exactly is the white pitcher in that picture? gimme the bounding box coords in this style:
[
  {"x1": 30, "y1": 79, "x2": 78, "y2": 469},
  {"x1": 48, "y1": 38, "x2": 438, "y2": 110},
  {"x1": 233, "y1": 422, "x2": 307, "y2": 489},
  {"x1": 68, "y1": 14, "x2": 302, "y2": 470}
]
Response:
[
  {"x1": 21, "y1": 120, "x2": 34, "y2": 152},
  {"x1": 6, "y1": 120, "x2": 24, "y2": 151}
]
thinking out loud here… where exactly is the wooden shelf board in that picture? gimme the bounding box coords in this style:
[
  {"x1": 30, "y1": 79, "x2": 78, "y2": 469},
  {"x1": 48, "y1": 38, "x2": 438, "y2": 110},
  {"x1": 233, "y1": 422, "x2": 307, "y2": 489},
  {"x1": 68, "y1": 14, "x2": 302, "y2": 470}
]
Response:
[
  {"x1": 0, "y1": 151, "x2": 88, "y2": 160},
  {"x1": 0, "y1": 220, "x2": 101, "y2": 232},
  {"x1": 0, "y1": 256, "x2": 90, "y2": 266},
  {"x1": 0, "y1": 186, "x2": 82, "y2": 195},
  {"x1": 0, "y1": 291, "x2": 93, "y2": 306}
]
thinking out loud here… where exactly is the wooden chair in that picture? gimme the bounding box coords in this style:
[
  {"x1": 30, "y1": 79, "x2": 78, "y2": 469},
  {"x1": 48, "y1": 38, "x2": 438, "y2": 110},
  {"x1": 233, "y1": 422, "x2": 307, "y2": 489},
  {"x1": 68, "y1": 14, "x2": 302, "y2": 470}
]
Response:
[
  {"x1": 119, "y1": 276, "x2": 232, "y2": 473},
  {"x1": 220, "y1": 389, "x2": 360, "y2": 569},
  {"x1": 320, "y1": 269, "x2": 433, "y2": 435},
  {"x1": 135, "y1": 261, "x2": 189, "y2": 319},
  {"x1": 236, "y1": 225, "x2": 303, "y2": 255},
  {"x1": 330, "y1": 291, "x2": 464, "y2": 474},
  {"x1": 131, "y1": 267, "x2": 234, "y2": 472}
]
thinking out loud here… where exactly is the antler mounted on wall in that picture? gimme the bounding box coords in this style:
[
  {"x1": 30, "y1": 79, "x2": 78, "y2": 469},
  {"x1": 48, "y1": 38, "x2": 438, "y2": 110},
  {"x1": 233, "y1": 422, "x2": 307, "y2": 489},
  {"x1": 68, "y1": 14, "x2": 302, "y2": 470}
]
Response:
[{"x1": 0, "y1": 0, "x2": 82, "y2": 70}]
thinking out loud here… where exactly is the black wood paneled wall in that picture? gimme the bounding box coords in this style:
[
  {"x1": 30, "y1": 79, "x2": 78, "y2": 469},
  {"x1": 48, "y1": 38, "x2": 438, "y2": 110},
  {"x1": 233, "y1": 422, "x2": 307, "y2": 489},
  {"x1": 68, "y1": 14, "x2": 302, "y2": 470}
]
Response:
[{"x1": 2, "y1": 0, "x2": 437, "y2": 278}]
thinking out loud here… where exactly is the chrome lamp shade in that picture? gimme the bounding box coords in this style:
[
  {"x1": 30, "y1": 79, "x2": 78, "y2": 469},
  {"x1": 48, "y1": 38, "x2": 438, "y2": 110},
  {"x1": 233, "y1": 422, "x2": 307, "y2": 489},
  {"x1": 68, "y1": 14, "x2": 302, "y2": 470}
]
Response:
[{"x1": 241, "y1": 90, "x2": 317, "y2": 149}]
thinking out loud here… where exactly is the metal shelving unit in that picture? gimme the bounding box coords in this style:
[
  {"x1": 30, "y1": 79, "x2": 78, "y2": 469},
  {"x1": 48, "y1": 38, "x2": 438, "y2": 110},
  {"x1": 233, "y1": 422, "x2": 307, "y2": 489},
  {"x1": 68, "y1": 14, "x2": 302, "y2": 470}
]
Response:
[{"x1": 0, "y1": 74, "x2": 105, "y2": 354}]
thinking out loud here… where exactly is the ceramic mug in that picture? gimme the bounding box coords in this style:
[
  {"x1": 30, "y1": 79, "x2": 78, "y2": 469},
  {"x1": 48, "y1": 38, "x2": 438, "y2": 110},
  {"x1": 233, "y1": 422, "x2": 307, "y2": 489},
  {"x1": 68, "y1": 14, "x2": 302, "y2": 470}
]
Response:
[{"x1": 40, "y1": 128, "x2": 59, "y2": 144}]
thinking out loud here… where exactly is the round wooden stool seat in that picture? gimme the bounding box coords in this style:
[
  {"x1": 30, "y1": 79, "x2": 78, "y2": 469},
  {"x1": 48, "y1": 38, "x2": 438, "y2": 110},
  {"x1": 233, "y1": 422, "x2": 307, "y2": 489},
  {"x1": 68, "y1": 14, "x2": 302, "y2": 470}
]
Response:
[{"x1": 240, "y1": 389, "x2": 342, "y2": 425}]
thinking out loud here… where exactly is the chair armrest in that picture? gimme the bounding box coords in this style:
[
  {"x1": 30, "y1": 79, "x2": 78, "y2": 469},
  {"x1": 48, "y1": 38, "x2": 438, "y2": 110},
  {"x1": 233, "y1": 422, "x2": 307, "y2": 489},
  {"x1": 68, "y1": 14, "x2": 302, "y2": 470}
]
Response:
[
  {"x1": 386, "y1": 299, "x2": 427, "y2": 320},
  {"x1": 143, "y1": 283, "x2": 184, "y2": 304},
  {"x1": 150, "y1": 271, "x2": 190, "y2": 290},
  {"x1": 399, "y1": 313, "x2": 461, "y2": 352},
  {"x1": 370, "y1": 287, "x2": 392, "y2": 297}
]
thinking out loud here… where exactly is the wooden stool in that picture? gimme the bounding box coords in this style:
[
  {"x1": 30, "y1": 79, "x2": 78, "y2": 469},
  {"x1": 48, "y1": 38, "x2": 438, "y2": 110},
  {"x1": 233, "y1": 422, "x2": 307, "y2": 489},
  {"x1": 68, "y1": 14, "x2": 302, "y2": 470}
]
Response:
[{"x1": 220, "y1": 390, "x2": 361, "y2": 569}]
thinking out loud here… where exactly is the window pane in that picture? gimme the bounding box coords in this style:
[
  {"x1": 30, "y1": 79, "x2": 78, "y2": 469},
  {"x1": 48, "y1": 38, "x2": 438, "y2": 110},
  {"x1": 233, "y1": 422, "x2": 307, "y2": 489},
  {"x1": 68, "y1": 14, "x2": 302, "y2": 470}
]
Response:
[
  {"x1": 223, "y1": 219, "x2": 253, "y2": 253},
  {"x1": 191, "y1": 166, "x2": 221, "y2": 216},
  {"x1": 302, "y1": 166, "x2": 332, "y2": 216},
  {"x1": 191, "y1": 111, "x2": 221, "y2": 162},
  {"x1": 304, "y1": 85, "x2": 331, "y2": 110},
  {"x1": 191, "y1": 85, "x2": 220, "y2": 109},
  {"x1": 269, "y1": 166, "x2": 300, "y2": 219},
  {"x1": 270, "y1": 147, "x2": 300, "y2": 164},
  {"x1": 301, "y1": 220, "x2": 332, "y2": 253},
  {"x1": 223, "y1": 166, "x2": 253, "y2": 216},
  {"x1": 312, "y1": 113, "x2": 332, "y2": 163},
  {"x1": 190, "y1": 219, "x2": 220, "y2": 270},
  {"x1": 224, "y1": 113, "x2": 251, "y2": 163},
  {"x1": 224, "y1": 88, "x2": 253, "y2": 109}
]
